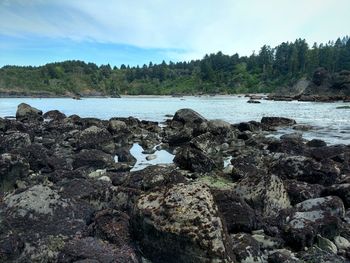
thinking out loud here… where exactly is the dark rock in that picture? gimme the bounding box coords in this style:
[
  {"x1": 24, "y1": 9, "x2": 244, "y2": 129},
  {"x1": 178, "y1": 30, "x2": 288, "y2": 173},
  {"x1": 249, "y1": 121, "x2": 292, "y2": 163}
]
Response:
[
  {"x1": 73, "y1": 149, "x2": 114, "y2": 169},
  {"x1": 284, "y1": 179, "x2": 324, "y2": 205},
  {"x1": 231, "y1": 233, "x2": 264, "y2": 262},
  {"x1": 16, "y1": 103, "x2": 43, "y2": 122},
  {"x1": 115, "y1": 146, "x2": 137, "y2": 166},
  {"x1": 247, "y1": 99, "x2": 261, "y2": 103},
  {"x1": 271, "y1": 155, "x2": 341, "y2": 186},
  {"x1": 212, "y1": 189, "x2": 259, "y2": 233},
  {"x1": 88, "y1": 209, "x2": 132, "y2": 247},
  {"x1": 0, "y1": 132, "x2": 31, "y2": 153},
  {"x1": 236, "y1": 121, "x2": 262, "y2": 132},
  {"x1": 110, "y1": 165, "x2": 186, "y2": 191},
  {"x1": 324, "y1": 184, "x2": 350, "y2": 208},
  {"x1": 43, "y1": 110, "x2": 66, "y2": 121},
  {"x1": 0, "y1": 234, "x2": 24, "y2": 262},
  {"x1": 0, "y1": 153, "x2": 30, "y2": 192},
  {"x1": 77, "y1": 126, "x2": 115, "y2": 154},
  {"x1": 58, "y1": 237, "x2": 139, "y2": 263},
  {"x1": 284, "y1": 196, "x2": 345, "y2": 250},
  {"x1": 307, "y1": 139, "x2": 327, "y2": 148},
  {"x1": 174, "y1": 146, "x2": 218, "y2": 173},
  {"x1": 172, "y1": 108, "x2": 207, "y2": 124},
  {"x1": 261, "y1": 117, "x2": 296, "y2": 128}
]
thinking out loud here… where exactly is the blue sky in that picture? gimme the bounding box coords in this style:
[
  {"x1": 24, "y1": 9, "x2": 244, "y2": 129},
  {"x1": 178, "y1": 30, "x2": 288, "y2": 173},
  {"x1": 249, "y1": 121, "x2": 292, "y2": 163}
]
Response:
[{"x1": 0, "y1": 0, "x2": 349, "y2": 67}]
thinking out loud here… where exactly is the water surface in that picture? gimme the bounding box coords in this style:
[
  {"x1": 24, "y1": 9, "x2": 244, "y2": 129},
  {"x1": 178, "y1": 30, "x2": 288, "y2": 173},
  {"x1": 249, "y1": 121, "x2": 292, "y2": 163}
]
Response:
[{"x1": 0, "y1": 96, "x2": 349, "y2": 144}]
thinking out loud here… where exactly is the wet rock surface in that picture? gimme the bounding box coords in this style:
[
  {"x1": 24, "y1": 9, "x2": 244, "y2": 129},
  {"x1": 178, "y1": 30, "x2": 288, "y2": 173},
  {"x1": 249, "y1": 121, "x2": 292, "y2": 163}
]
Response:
[{"x1": 0, "y1": 105, "x2": 350, "y2": 262}]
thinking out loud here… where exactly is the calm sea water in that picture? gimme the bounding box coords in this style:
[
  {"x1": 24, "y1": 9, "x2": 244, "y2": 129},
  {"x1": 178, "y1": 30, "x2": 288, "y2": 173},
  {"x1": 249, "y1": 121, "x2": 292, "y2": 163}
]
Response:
[{"x1": 0, "y1": 96, "x2": 349, "y2": 145}]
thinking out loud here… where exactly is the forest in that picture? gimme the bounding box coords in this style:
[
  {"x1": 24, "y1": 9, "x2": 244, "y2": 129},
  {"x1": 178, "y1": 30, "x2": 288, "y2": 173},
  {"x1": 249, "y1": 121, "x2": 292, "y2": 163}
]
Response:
[{"x1": 0, "y1": 36, "x2": 349, "y2": 95}]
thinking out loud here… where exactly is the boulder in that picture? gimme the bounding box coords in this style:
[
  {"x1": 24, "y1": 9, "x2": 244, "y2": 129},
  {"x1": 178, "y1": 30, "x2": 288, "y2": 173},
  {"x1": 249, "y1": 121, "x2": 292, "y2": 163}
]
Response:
[
  {"x1": 233, "y1": 173, "x2": 291, "y2": 217},
  {"x1": 271, "y1": 155, "x2": 341, "y2": 186},
  {"x1": 108, "y1": 119, "x2": 127, "y2": 134},
  {"x1": 16, "y1": 103, "x2": 43, "y2": 122},
  {"x1": 73, "y1": 149, "x2": 115, "y2": 169},
  {"x1": 212, "y1": 189, "x2": 259, "y2": 233},
  {"x1": 174, "y1": 146, "x2": 218, "y2": 173},
  {"x1": 261, "y1": 117, "x2": 296, "y2": 128},
  {"x1": 43, "y1": 110, "x2": 66, "y2": 121},
  {"x1": 283, "y1": 179, "x2": 324, "y2": 205},
  {"x1": 284, "y1": 196, "x2": 345, "y2": 249},
  {"x1": 172, "y1": 108, "x2": 207, "y2": 124},
  {"x1": 230, "y1": 233, "x2": 265, "y2": 262},
  {"x1": 78, "y1": 126, "x2": 115, "y2": 154},
  {"x1": 132, "y1": 182, "x2": 235, "y2": 263},
  {"x1": 323, "y1": 184, "x2": 350, "y2": 208}
]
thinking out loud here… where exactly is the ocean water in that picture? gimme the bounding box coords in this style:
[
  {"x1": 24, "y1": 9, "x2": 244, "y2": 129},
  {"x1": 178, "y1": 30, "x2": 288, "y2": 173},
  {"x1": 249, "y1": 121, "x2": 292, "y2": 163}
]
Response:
[{"x1": 0, "y1": 96, "x2": 349, "y2": 145}]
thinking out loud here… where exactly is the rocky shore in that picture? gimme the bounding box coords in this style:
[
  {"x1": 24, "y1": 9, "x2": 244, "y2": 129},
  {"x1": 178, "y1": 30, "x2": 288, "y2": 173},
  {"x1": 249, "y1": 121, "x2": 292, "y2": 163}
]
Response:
[{"x1": 1, "y1": 103, "x2": 350, "y2": 262}]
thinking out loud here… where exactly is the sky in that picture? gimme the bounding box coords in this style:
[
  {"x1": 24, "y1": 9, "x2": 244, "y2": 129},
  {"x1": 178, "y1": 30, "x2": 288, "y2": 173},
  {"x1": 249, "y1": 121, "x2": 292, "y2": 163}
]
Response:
[{"x1": 0, "y1": 0, "x2": 349, "y2": 67}]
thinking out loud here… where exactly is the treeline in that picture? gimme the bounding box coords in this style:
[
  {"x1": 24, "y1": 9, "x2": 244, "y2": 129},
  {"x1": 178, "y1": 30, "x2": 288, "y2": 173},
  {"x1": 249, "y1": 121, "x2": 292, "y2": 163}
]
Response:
[{"x1": 0, "y1": 36, "x2": 350, "y2": 95}]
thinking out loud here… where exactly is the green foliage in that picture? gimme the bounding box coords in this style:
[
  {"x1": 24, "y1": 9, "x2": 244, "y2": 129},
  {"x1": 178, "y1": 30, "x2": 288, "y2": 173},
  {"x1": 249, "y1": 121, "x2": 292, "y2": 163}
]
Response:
[{"x1": 0, "y1": 36, "x2": 349, "y2": 95}]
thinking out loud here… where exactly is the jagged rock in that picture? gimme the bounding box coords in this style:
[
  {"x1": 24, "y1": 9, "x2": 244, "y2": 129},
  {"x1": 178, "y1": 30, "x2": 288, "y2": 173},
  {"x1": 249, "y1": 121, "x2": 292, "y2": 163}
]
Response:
[
  {"x1": 233, "y1": 173, "x2": 291, "y2": 217},
  {"x1": 172, "y1": 108, "x2": 207, "y2": 124},
  {"x1": 0, "y1": 153, "x2": 30, "y2": 192},
  {"x1": 132, "y1": 182, "x2": 235, "y2": 263},
  {"x1": 16, "y1": 103, "x2": 43, "y2": 122},
  {"x1": 207, "y1": 119, "x2": 232, "y2": 135},
  {"x1": 77, "y1": 126, "x2": 115, "y2": 154},
  {"x1": 236, "y1": 121, "x2": 262, "y2": 132},
  {"x1": 43, "y1": 110, "x2": 66, "y2": 121},
  {"x1": 317, "y1": 235, "x2": 338, "y2": 254},
  {"x1": 284, "y1": 196, "x2": 345, "y2": 250},
  {"x1": 212, "y1": 189, "x2": 259, "y2": 233},
  {"x1": 174, "y1": 146, "x2": 218, "y2": 173}
]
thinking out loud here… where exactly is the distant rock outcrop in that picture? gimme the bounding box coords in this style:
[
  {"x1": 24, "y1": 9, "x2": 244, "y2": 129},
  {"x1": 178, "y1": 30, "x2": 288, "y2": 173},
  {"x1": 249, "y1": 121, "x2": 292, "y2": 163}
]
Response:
[{"x1": 270, "y1": 68, "x2": 350, "y2": 101}]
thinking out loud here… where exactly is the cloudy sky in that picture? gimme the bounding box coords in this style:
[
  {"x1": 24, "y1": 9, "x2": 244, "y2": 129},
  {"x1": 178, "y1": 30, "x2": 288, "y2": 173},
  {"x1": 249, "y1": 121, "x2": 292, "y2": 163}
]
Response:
[{"x1": 0, "y1": 0, "x2": 349, "y2": 67}]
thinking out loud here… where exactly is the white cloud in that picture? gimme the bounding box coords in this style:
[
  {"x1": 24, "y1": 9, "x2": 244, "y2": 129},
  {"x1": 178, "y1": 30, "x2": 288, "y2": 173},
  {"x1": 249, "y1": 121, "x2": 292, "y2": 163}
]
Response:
[{"x1": 0, "y1": 0, "x2": 349, "y2": 60}]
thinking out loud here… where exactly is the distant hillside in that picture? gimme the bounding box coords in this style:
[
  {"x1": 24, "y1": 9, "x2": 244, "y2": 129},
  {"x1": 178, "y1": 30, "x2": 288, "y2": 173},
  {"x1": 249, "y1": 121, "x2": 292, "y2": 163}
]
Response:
[{"x1": 0, "y1": 36, "x2": 350, "y2": 96}]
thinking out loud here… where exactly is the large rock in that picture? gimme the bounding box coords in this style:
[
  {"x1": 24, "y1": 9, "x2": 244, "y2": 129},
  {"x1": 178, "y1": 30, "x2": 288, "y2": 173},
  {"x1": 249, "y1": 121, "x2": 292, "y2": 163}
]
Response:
[
  {"x1": 212, "y1": 189, "x2": 259, "y2": 233},
  {"x1": 271, "y1": 155, "x2": 341, "y2": 186},
  {"x1": 172, "y1": 108, "x2": 207, "y2": 124},
  {"x1": 284, "y1": 179, "x2": 324, "y2": 205},
  {"x1": 73, "y1": 149, "x2": 115, "y2": 169},
  {"x1": 132, "y1": 182, "x2": 235, "y2": 263},
  {"x1": 43, "y1": 110, "x2": 66, "y2": 121},
  {"x1": 0, "y1": 184, "x2": 94, "y2": 262},
  {"x1": 174, "y1": 146, "x2": 218, "y2": 173},
  {"x1": 233, "y1": 173, "x2": 291, "y2": 217},
  {"x1": 16, "y1": 103, "x2": 43, "y2": 122},
  {"x1": 284, "y1": 196, "x2": 345, "y2": 249},
  {"x1": 261, "y1": 117, "x2": 296, "y2": 128},
  {"x1": 78, "y1": 126, "x2": 115, "y2": 154}
]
